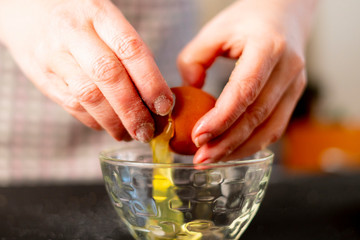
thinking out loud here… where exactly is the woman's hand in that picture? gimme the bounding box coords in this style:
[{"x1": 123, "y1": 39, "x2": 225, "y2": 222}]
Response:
[
  {"x1": 178, "y1": 0, "x2": 317, "y2": 163},
  {"x1": 0, "y1": 0, "x2": 173, "y2": 142}
]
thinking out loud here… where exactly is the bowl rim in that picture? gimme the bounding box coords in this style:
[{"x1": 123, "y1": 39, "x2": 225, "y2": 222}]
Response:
[{"x1": 99, "y1": 146, "x2": 273, "y2": 168}]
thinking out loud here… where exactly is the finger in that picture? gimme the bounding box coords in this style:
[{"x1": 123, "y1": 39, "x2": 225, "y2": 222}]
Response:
[
  {"x1": 67, "y1": 29, "x2": 154, "y2": 142},
  {"x1": 194, "y1": 71, "x2": 306, "y2": 164},
  {"x1": 192, "y1": 39, "x2": 286, "y2": 146},
  {"x1": 225, "y1": 72, "x2": 307, "y2": 161},
  {"x1": 193, "y1": 51, "x2": 304, "y2": 162},
  {"x1": 92, "y1": 2, "x2": 173, "y2": 116},
  {"x1": 11, "y1": 50, "x2": 101, "y2": 129},
  {"x1": 50, "y1": 52, "x2": 128, "y2": 141},
  {"x1": 177, "y1": 26, "x2": 227, "y2": 88},
  {"x1": 34, "y1": 67, "x2": 101, "y2": 129},
  {"x1": 122, "y1": 132, "x2": 132, "y2": 142}
]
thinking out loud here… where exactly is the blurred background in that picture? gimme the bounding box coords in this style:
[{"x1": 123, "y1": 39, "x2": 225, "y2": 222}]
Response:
[
  {"x1": 0, "y1": 0, "x2": 359, "y2": 186},
  {"x1": 199, "y1": 0, "x2": 360, "y2": 174}
]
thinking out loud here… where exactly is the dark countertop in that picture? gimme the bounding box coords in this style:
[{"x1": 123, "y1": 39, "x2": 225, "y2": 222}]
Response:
[{"x1": 1, "y1": 173, "x2": 360, "y2": 240}]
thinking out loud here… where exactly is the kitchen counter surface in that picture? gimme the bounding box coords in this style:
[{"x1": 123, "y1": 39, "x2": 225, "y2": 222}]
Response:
[{"x1": 1, "y1": 173, "x2": 360, "y2": 240}]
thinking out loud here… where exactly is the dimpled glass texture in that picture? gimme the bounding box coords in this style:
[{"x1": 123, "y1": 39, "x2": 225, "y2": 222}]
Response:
[{"x1": 100, "y1": 146, "x2": 273, "y2": 240}]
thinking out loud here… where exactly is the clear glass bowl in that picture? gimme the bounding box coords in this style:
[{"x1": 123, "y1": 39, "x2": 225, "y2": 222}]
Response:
[{"x1": 100, "y1": 145, "x2": 273, "y2": 240}]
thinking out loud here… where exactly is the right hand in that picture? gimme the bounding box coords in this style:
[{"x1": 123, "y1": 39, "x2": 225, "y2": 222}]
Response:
[
  {"x1": 0, "y1": 0, "x2": 173, "y2": 142},
  {"x1": 177, "y1": 0, "x2": 315, "y2": 163}
]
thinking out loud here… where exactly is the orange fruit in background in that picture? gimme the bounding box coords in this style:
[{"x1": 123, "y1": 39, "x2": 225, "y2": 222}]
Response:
[{"x1": 154, "y1": 86, "x2": 216, "y2": 155}]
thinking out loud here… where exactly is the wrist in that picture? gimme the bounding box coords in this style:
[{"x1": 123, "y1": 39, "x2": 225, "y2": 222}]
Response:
[
  {"x1": 287, "y1": 0, "x2": 319, "y2": 34},
  {"x1": 274, "y1": 0, "x2": 319, "y2": 47}
]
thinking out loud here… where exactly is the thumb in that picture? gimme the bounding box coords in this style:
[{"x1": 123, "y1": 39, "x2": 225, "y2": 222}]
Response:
[{"x1": 177, "y1": 28, "x2": 224, "y2": 88}]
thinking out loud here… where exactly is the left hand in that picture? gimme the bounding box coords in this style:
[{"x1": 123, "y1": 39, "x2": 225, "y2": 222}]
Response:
[{"x1": 177, "y1": 0, "x2": 317, "y2": 163}]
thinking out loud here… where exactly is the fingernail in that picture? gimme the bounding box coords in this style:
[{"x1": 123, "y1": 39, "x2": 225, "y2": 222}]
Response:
[
  {"x1": 135, "y1": 123, "x2": 154, "y2": 143},
  {"x1": 194, "y1": 133, "x2": 212, "y2": 147},
  {"x1": 154, "y1": 95, "x2": 173, "y2": 116},
  {"x1": 195, "y1": 158, "x2": 214, "y2": 164},
  {"x1": 200, "y1": 159, "x2": 215, "y2": 164}
]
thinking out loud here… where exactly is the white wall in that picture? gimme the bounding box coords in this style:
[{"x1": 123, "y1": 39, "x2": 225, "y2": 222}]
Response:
[
  {"x1": 307, "y1": 0, "x2": 360, "y2": 121},
  {"x1": 196, "y1": 0, "x2": 235, "y2": 27}
]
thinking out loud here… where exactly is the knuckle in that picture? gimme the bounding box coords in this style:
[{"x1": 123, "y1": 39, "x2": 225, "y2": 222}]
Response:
[
  {"x1": 177, "y1": 49, "x2": 192, "y2": 67},
  {"x1": 92, "y1": 56, "x2": 122, "y2": 84},
  {"x1": 291, "y1": 53, "x2": 306, "y2": 74},
  {"x1": 297, "y1": 74, "x2": 307, "y2": 91},
  {"x1": 117, "y1": 98, "x2": 148, "y2": 127},
  {"x1": 224, "y1": 144, "x2": 235, "y2": 157},
  {"x1": 124, "y1": 102, "x2": 144, "y2": 120},
  {"x1": 272, "y1": 34, "x2": 287, "y2": 56},
  {"x1": 116, "y1": 133, "x2": 130, "y2": 142},
  {"x1": 220, "y1": 110, "x2": 239, "y2": 130},
  {"x1": 247, "y1": 106, "x2": 268, "y2": 129},
  {"x1": 62, "y1": 96, "x2": 84, "y2": 112},
  {"x1": 86, "y1": 0, "x2": 103, "y2": 8},
  {"x1": 214, "y1": 145, "x2": 230, "y2": 161},
  {"x1": 176, "y1": 52, "x2": 185, "y2": 66},
  {"x1": 50, "y1": 5, "x2": 85, "y2": 32},
  {"x1": 75, "y1": 84, "x2": 104, "y2": 105},
  {"x1": 138, "y1": 70, "x2": 157, "y2": 89},
  {"x1": 108, "y1": 120, "x2": 128, "y2": 141},
  {"x1": 122, "y1": 133, "x2": 133, "y2": 142},
  {"x1": 240, "y1": 79, "x2": 261, "y2": 106},
  {"x1": 116, "y1": 35, "x2": 145, "y2": 61},
  {"x1": 91, "y1": 123, "x2": 102, "y2": 130},
  {"x1": 269, "y1": 129, "x2": 283, "y2": 144}
]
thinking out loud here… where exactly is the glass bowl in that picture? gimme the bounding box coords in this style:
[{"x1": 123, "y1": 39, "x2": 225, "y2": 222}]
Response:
[{"x1": 100, "y1": 145, "x2": 273, "y2": 240}]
